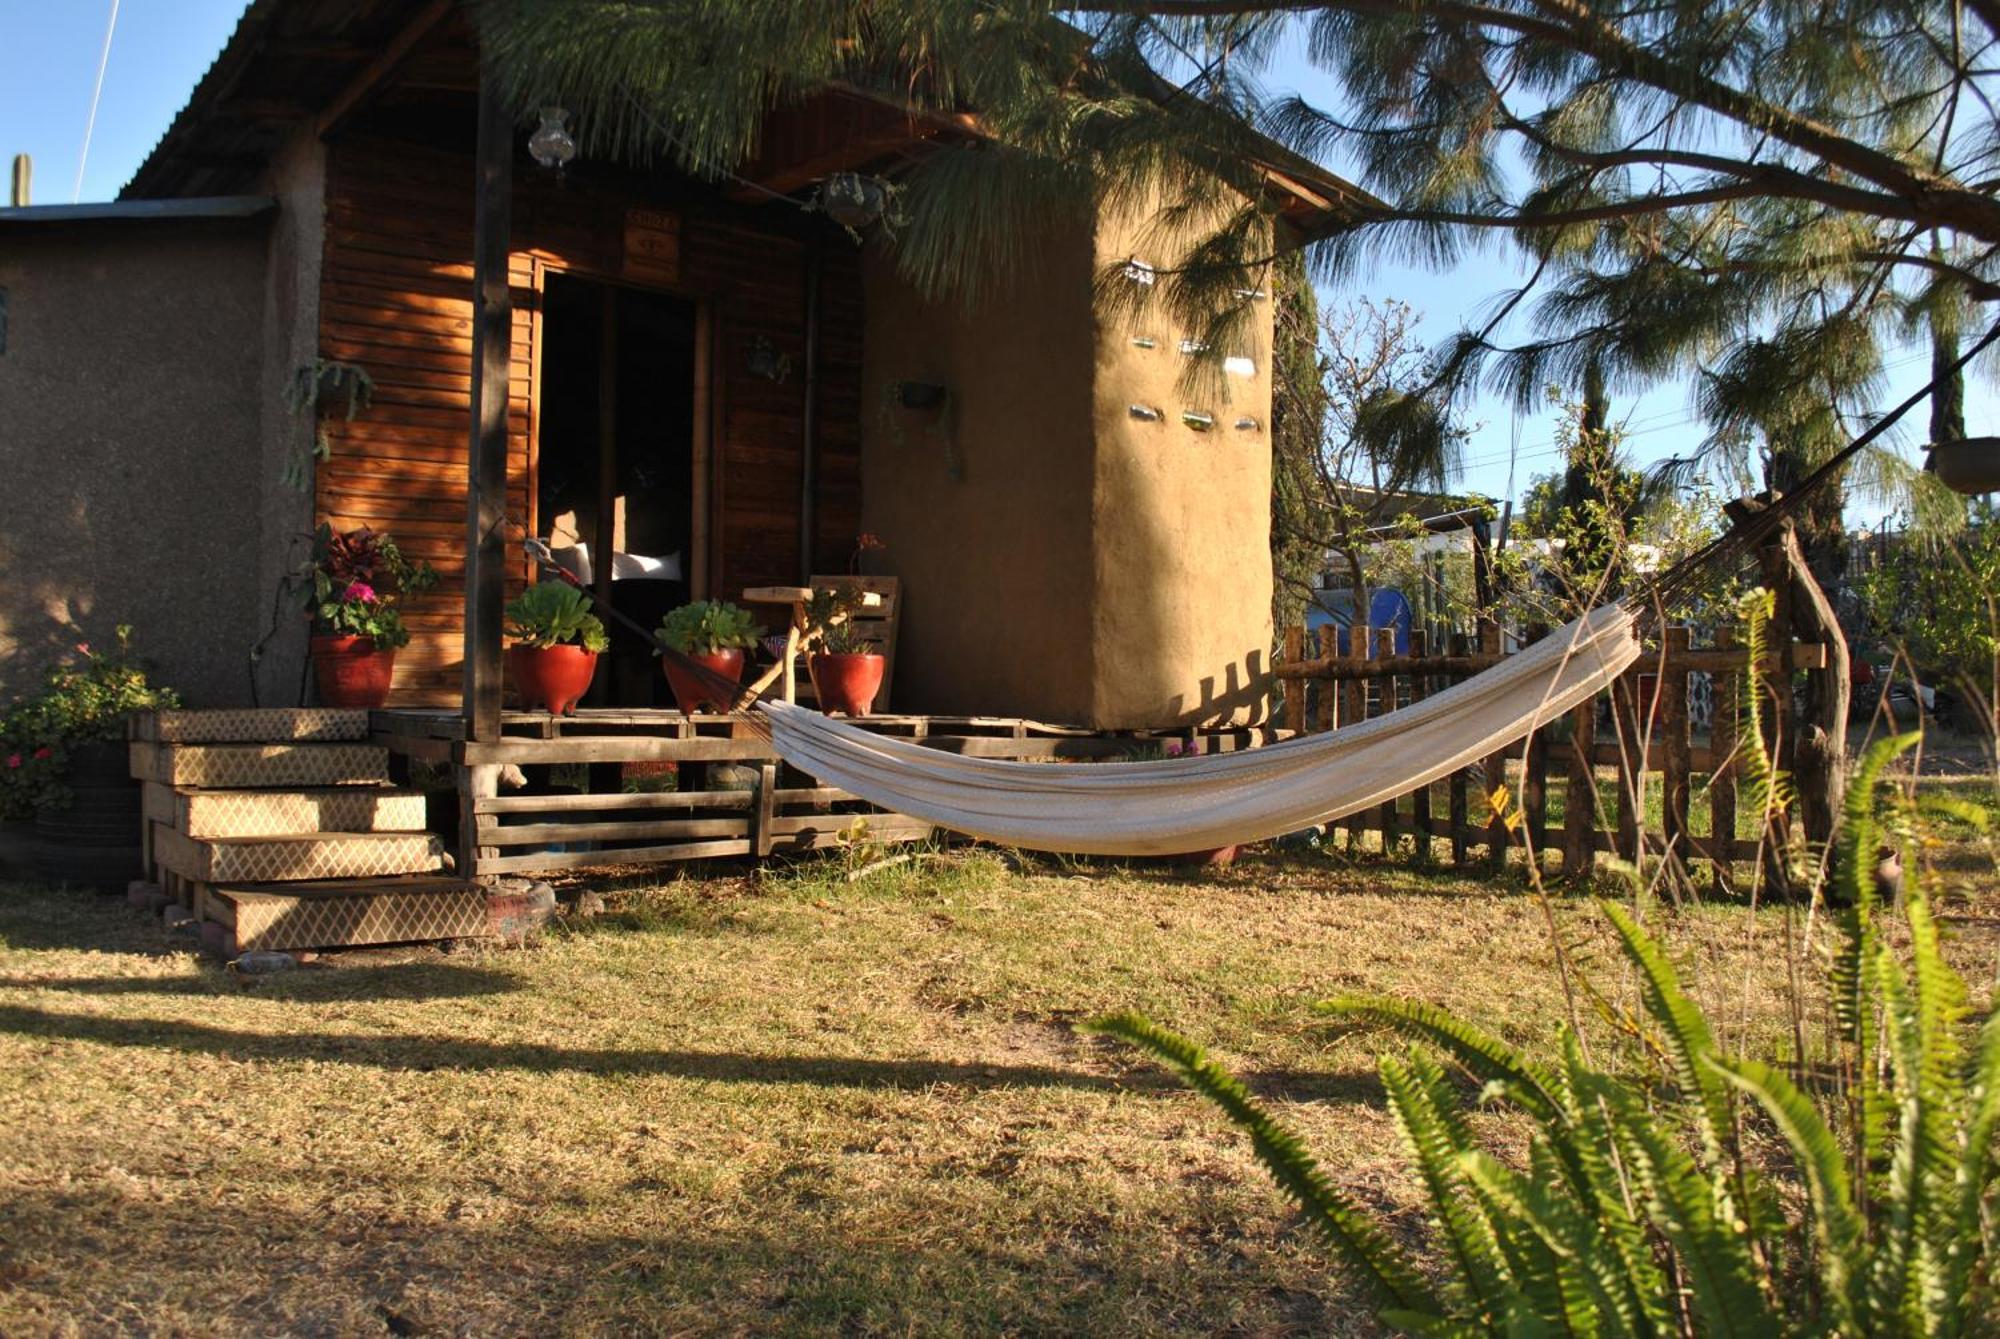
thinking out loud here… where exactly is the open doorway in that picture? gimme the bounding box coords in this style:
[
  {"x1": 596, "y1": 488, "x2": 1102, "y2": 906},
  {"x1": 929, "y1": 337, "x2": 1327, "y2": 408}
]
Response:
[{"x1": 536, "y1": 272, "x2": 699, "y2": 706}]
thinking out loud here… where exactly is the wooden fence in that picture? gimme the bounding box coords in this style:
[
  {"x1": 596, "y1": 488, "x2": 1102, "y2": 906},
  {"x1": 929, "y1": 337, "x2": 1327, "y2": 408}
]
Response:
[{"x1": 1274, "y1": 618, "x2": 1831, "y2": 883}]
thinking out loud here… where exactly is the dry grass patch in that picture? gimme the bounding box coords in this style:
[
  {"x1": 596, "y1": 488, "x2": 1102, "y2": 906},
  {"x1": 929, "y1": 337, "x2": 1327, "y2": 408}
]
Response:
[{"x1": 0, "y1": 847, "x2": 1992, "y2": 1335}]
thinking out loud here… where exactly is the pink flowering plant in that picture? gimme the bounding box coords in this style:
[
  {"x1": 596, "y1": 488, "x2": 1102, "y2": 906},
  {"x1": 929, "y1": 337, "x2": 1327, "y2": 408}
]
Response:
[
  {"x1": 0, "y1": 626, "x2": 179, "y2": 819},
  {"x1": 303, "y1": 524, "x2": 438, "y2": 649}
]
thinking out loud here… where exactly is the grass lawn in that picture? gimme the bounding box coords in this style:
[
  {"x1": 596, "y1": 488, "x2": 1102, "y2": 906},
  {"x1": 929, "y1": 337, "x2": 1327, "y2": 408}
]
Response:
[{"x1": 0, "y1": 844, "x2": 1994, "y2": 1335}]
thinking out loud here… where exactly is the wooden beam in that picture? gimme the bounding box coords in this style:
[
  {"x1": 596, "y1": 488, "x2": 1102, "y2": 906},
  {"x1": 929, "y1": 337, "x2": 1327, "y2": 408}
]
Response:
[
  {"x1": 463, "y1": 72, "x2": 513, "y2": 743},
  {"x1": 316, "y1": 0, "x2": 456, "y2": 140}
]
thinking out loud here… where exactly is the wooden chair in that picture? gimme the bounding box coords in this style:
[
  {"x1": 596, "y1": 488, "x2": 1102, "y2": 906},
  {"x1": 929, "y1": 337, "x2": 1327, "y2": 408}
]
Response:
[
  {"x1": 740, "y1": 575, "x2": 902, "y2": 710},
  {"x1": 809, "y1": 575, "x2": 901, "y2": 711}
]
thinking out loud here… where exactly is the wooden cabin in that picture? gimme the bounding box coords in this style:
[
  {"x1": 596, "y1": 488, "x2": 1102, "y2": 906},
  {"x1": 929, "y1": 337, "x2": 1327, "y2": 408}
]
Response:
[{"x1": 0, "y1": 0, "x2": 1372, "y2": 735}]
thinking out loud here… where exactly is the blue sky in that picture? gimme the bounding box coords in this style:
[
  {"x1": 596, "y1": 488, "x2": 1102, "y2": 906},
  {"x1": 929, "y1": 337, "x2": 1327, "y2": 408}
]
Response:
[{"x1": 0, "y1": 0, "x2": 1961, "y2": 520}]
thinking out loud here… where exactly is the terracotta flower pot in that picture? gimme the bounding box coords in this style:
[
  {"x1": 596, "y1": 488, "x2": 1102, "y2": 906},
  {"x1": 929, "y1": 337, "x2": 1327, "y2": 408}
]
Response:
[
  {"x1": 663, "y1": 648, "x2": 744, "y2": 714},
  {"x1": 508, "y1": 644, "x2": 598, "y2": 715},
  {"x1": 311, "y1": 634, "x2": 396, "y2": 708},
  {"x1": 810, "y1": 652, "x2": 886, "y2": 716}
]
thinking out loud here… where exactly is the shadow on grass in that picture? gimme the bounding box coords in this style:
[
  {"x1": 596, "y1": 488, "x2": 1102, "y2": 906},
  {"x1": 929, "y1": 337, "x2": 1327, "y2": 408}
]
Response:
[
  {"x1": 0, "y1": 883, "x2": 185, "y2": 956},
  {"x1": 0, "y1": 1003, "x2": 1380, "y2": 1103},
  {"x1": 0, "y1": 961, "x2": 524, "y2": 1003}
]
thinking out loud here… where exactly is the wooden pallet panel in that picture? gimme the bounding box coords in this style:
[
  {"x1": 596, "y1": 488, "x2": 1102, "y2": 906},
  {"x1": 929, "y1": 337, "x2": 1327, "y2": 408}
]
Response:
[
  {"x1": 213, "y1": 879, "x2": 487, "y2": 953},
  {"x1": 129, "y1": 742, "x2": 390, "y2": 789},
  {"x1": 144, "y1": 784, "x2": 429, "y2": 838},
  {"x1": 132, "y1": 709, "x2": 371, "y2": 744},
  {"x1": 152, "y1": 825, "x2": 443, "y2": 883}
]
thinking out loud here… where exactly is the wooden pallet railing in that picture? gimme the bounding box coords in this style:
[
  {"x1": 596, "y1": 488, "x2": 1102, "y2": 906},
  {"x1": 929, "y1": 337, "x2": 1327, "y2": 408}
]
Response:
[{"x1": 1275, "y1": 618, "x2": 1831, "y2": 881}]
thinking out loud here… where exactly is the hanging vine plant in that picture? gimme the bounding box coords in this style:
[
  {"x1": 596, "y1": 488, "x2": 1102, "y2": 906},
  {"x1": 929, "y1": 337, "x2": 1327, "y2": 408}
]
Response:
[{"x1": 282, "y1": 358, "x2": 374, "y2": 491}]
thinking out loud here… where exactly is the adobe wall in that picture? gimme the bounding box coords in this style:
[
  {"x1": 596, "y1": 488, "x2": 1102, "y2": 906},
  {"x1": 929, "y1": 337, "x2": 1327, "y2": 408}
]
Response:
[
  {"x1": 858, "y1": 228, "x2": 1099, "y2": 722},
  {"x1": 0, "y1": 219, "x2": 271, "y2": 708},
  {"x1": 1087, "y1": 198, "x2": 1275, "y2": 728}
]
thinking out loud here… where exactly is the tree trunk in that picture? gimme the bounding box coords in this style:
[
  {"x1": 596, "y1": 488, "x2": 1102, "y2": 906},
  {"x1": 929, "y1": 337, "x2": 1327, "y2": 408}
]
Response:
[{"x1": 1760, "y1": 520, "x2": 1850, "y2": 857}]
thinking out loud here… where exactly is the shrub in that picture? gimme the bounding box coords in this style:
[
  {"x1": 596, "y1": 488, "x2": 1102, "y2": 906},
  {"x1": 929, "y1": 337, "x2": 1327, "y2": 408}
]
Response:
[
  {"x1": 1090, "y1": 735, "x2": 1997, "y2": 1335},
  {"x1": 505, "y1": 582, "x2": 609, "y2": 652},
  {"x1": 303, "y1": 524, "x2": 438, "y2": 650},
  {"x1": 0, "y1": 626, "x2": 180, "y2": 819},
  {"x1": 657, "y1": 600, "x2": 762, "y2": 655},
  {"x1": 803, "y1": 586, "x2": 880, "y2": 656}
]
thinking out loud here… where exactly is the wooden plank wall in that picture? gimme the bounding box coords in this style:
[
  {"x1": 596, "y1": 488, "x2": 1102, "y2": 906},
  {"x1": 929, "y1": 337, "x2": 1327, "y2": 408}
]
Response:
[{"x1": 316, "y1": 135, "x2": 863, "y2": 704}]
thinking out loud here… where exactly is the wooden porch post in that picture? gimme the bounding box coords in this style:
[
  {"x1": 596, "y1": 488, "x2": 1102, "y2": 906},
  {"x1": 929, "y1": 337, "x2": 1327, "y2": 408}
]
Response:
[{"x1": 464, "y1": 71, "x2": 513, "y2": 743}]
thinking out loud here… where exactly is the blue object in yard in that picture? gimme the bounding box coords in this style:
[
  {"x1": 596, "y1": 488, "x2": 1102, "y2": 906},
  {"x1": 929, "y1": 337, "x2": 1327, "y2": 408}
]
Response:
[
  {"x1": 1367, "y1": 588, "x2": 1413, "y2": 656},
  {"x1": 1302, "y1": 587, "x2": 1414, "y2": 656}
]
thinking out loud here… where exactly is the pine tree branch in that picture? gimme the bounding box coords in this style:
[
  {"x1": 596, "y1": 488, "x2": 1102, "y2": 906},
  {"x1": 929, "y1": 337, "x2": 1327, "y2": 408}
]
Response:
[{"x1": 1085, "y1": 0, "x2": 2000, "y2": 243}]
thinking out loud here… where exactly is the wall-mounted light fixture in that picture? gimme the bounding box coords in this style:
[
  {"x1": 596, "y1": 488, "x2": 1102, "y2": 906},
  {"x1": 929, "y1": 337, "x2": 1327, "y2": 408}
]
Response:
[
  {"x1": 819, "y1": 173, "x2": 890, "y2": 228},
  {"x1": 528, "y1": 107, "x2": 578, "y2": 174}
]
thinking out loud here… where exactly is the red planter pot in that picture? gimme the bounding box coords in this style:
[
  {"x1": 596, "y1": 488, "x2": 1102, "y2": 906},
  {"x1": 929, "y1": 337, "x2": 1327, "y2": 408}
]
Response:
[
  {"x1": 508, "y1": 644, "x2": 599, "y2": 715},
  {"x1": 810, "y1": 652, "x2": 886, "y2": 716},
  {"x1": 663, "y1": 648, "x2": 745, "y2": 714},
  {"x1": 311, "y1": 635, "x2": 396, "y2": 708}
]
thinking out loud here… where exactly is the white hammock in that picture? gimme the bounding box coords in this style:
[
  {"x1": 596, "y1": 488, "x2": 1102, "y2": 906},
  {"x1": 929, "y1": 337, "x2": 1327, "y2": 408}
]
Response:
[{"x1": 758, "y1": 604, "x2": 1642, "y2": 856}]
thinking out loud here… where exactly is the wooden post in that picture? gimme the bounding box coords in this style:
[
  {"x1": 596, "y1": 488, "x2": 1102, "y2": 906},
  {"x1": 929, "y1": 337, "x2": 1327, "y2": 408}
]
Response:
[
  {"x1": 1408, "y1": 630, "x2": 1431, "y2": 860},
  {"x1": 1709, "y1": 627, "x2": 1740, "y2": 892},
  {"x1": 456, "y1": 763, "x2": 501, "y2": 880},
  {"x1": 1611, "y1": 672, "x2": 1641, "y2": 862},
  {"x1": 1562, "y1": 698, "x2": 1597, "y2": 880},
  {"x1": 1315, "y1": 627, "x2": 1339, "y2": 733},
  {"x1": 1448, "y1": 631, "x2": 1470, "y2": 867},
  {"x1": 1341, "y1": 627, "x2": 1368, "y2": 849},
  {"x1": 463, "y1": 74, "x2": 514, "y2": 744},
  {"x1": 594, "y1": 287, "x2": 619, "y2": 618},
  {"x1": 1376, "y1": 627, "x2": 1399, "y2": 854},
  {"x1": 752, "y1": 760, "x2": 778, "y2": 858},
  {"x1": 1479, "y1": 620, "x2": 1508, "y2": 872},
  {"x1": 1522, "y1": 623, "x2": 1550, "y2": 864},
  {"x1": 1661, "y1": 626, "x2": 1693, "y2": 864},
  {"x1": 1282, "y1": 626, "x2": 1305, "y2": 735}
]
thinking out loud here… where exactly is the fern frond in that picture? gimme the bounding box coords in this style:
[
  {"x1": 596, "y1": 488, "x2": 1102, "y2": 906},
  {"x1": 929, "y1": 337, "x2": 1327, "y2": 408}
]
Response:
[
  {"x1": 1318, "y1": 995, "x2": 1569, "y2": 1123},
  {"x1": 1379, "y1": 1050, "x2": 1514, "y2": 1315},
  {"x1": 1084, "y1": 1011, "x2": 1439, "y2": 1315},
  {"x1": 1598, "y1": 903, "x2": 1737, "y2": 1171},
  {"x1": 1458, "y1": 1147, "x2": 1636, "y2": 1337},
  {"x1": 1735, "y1": 588, "x2": 1797, "y2": 825},
  {"x1": 1709, "y1": 1054, "x2": 1865, "y2": 1332},
  {"x1": 1945, "y1": 1010, "x2": 2000, "y2": 1324}
]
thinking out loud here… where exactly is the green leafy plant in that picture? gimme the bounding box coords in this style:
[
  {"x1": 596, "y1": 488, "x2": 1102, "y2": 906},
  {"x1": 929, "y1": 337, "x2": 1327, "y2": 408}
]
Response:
[
  {"x1": 803, "y1": 586, "x2": 880, "y2": 656},
  {"x1": 505, "y1": 582, "x2": 609, "y2": 652},
  {"x1": 302, "y1": 524, "x2": 439, "y2": 650},
  {"x1": 1090, "y1": 735, "x2": 1997, "y2": 1335},
  {"x1": 282, "y1": 359, "x2": 374, "y2": 491},
  {"x1": 0, "y1": 626, "x2": 180, "y2": 819},
  {"x1": 657, "y1": 600, "x2": 762, "y2": 655}
]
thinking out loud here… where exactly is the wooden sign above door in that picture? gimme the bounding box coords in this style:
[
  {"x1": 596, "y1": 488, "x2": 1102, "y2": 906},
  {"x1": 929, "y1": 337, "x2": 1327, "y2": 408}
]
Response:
[{"x1": 623, "y1": 208, "x2": 682, "y2": 287}]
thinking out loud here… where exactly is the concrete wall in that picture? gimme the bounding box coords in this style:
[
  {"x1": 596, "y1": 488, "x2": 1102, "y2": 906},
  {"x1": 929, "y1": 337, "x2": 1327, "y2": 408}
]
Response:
[
  {"x1": 0, "y1": 219, "x2": 272, "y2": 708},
  {"x1": 858, "y1": 227, "x2": 1100, "y2": 722},
  {"x1": 858, "y1": 200, "x2": 1275, "y2": 729}
]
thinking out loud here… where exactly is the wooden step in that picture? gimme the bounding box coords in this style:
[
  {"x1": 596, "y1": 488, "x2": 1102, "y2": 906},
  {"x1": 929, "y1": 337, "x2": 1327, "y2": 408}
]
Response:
[
  {"x1": 205, "y1": 877, "x2": 487, "y2": 953},
  {"x1": 142, "y1": 783, "x2": 429, "y2": 839},
  {"x1": 151, "y1": 825, "x2": 444, "y2": 883},
  {"x1": 132, "y1": 708, "x2": 371, "y2": 744},
  {"x1": 130, "y1": 741, "x2": 390, "y2": 789}
]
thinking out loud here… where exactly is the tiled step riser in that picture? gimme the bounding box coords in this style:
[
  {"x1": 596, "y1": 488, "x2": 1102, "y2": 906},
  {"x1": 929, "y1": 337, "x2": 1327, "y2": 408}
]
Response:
[
  {"x1": 132, "y1": 709, "x2": 370, "y2": 744},
  {"x1": 141, "y1": 784, "x2": 428, "y2": 838},
  {"x1": 152, "y1": 825, "x2": 444, "y2": 884},
  {"x1": 195, "y1": 879, "x2": 489, "y2": 953},
  {"x1": 130, "y1": 742, "x2": 390, "y2": 789}
]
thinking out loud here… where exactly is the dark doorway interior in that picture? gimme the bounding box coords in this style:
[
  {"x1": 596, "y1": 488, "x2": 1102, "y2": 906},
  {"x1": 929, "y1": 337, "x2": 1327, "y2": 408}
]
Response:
[{"x1": 536, "y1": 273, "x2": 698, "y2": 706}]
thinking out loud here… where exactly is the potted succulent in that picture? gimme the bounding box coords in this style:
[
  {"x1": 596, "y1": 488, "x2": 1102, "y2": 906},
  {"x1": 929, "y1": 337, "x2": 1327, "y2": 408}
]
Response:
[
  {"x1": 3, "y1": 627, "x2": 180, "y2": 888},
  {"x1": 303, "y1": 525, "x2": 438, "y2": 708},
  {"x1": 505, "y1": 582, "x2": 609, "y2": 715},
  {"x1": 803, "y1": 586, "x2": 886, "y2": 716},
  {"x1": 657, "y1": 600, "x2": 763, "y2": 714}
]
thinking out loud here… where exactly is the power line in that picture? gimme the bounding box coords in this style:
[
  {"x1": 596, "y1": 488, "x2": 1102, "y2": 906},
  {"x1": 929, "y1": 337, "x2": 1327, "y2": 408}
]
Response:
[{"x1": 72, "y1": 0, "x2": 121, "y2": 204}]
